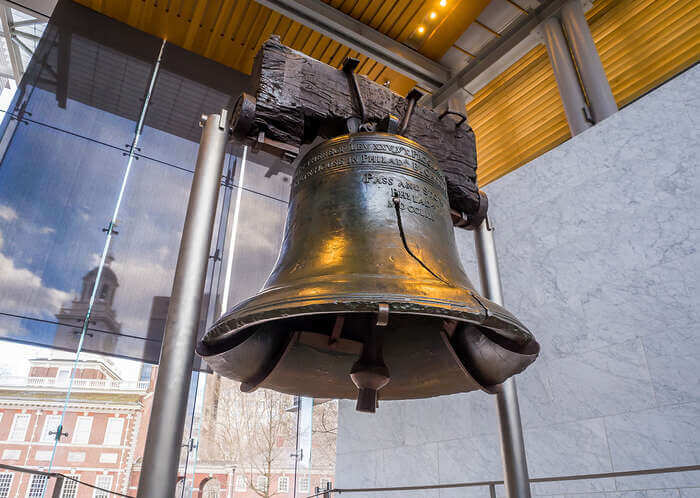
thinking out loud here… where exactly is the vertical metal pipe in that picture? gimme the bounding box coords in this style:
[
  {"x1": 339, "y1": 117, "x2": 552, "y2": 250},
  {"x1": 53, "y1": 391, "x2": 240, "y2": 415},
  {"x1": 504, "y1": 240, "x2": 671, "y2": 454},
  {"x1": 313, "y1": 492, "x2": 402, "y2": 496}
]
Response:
[
  {"x1": 50, "y1": 477, "x2": 63, "y2": 498},
  {"x1": 560, "y1": 0, "x2": 617, "y2": 122},
  {"x1": 474, "y1": 218, "x2": 532, "y2": 498},
  {"x1": 541, "y1": 16, "x2": 591, "y2": 136},
  {"x1": 137, "y1": 111, "x2": 229, "y2": 498}
]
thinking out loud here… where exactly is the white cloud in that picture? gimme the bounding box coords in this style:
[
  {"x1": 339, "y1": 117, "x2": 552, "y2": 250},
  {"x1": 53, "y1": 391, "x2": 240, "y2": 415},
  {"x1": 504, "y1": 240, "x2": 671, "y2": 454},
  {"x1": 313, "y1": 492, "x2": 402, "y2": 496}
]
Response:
[
  {"x1": 0, "y1": 204, "x2": 17, "y2": 222},
  {"x1": 0, "y1": 251, "x2": 72, "y2": 322}
]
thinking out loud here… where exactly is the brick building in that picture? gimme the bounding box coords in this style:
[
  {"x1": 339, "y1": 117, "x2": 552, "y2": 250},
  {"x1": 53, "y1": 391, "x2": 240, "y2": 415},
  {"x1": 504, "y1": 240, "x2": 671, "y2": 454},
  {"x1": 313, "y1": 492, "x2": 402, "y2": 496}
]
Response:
[
  {"x1": 0, "y1": 261, "x2": 333, "y2": 497},
  {"x1": 0, "y1": 356, "x2": 236, "y2": 498},
  {"x1": 0, "y1": 356, "x2": 334, "y2": 498}
]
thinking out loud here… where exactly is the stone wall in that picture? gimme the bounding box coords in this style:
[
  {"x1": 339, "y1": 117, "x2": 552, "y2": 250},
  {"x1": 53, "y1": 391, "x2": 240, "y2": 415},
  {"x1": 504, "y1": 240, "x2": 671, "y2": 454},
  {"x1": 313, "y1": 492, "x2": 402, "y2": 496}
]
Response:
[{"x1": 335, "y1": 64, "x2": 699, "y2": 497}]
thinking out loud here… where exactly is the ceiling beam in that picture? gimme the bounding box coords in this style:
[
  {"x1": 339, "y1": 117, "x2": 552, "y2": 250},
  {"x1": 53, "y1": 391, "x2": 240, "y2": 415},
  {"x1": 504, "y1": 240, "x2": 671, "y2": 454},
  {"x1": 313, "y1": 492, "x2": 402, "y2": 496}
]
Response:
[
  {"x1": 254, "y1": 0, "x2": 451, "y2": 90},
  {"x1": 0, "y1": 0, "x2": 51, "y2": 21},
  {"x1": 430, "y1": 0, "x2": 568, "y2": 108},
  {"x1": 0, "y1": 7, "x2": 24, "y2": 82}
]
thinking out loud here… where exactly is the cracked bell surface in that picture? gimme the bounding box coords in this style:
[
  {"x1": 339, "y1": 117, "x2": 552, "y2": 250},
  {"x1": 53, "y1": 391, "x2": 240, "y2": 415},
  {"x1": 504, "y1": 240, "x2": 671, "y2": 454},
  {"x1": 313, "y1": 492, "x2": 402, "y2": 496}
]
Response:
[{"x1": 197, "y1": 132, "x2": 539, "y2": 411}]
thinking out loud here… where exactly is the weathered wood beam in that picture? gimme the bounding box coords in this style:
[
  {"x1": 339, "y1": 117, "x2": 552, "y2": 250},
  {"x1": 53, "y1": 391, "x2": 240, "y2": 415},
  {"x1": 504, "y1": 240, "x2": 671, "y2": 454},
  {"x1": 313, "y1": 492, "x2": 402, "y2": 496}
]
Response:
[{"x1": 247, "y1": 36, "x2": 482, "y2": 216}]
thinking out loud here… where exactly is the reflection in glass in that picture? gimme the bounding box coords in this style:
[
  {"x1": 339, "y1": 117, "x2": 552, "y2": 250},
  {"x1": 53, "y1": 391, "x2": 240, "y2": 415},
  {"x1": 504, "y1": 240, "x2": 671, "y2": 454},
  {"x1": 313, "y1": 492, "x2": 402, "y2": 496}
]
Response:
[
  {"x1": 199, "y1": 378, "x2": 297, "y2": 497},
  {"x1": 219, "y1": 188, "x2": 289, "y2": 311},
  {"x1": 0, "y1": 341, "x2": 157, "y2": 497},
  {"x1": 0, "y1": 122, "x2": 136, "y2": 330},
  {"x1": 191, "y1": 376, "x2": 337, "y2": 497},
  {"x1": 0, "y1": 1, "x2": 321, "y2": 496}
]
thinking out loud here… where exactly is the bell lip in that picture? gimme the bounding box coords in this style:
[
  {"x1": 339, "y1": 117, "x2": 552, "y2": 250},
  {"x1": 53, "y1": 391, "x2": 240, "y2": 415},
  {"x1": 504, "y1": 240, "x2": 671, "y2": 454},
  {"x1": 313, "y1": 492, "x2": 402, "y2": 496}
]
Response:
[{"x1": 197, "y1": 292, "x2": 533, "y2": 357}]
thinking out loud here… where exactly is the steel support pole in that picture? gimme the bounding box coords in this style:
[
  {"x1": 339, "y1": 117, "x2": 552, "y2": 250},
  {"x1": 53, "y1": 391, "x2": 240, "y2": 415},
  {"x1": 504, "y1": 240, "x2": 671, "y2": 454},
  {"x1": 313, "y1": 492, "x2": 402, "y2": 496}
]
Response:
[
  {"x1": 541, "y1": 16, "x2": 591, "y2": 136},
  {"x1": 474, "y1": 218, "x2": 532, "y2": 498},
  {"x1": 560, "y1": 0, "x2": 617, "y2": 123},
  {"x1": 137, "y1": 111, "x2": 229, "y2": 498}
]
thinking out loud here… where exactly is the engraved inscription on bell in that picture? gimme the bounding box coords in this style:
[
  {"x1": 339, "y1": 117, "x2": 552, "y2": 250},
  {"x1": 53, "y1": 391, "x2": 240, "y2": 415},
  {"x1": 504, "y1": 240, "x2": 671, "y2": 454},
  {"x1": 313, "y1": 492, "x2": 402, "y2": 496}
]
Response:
[{"x1": 198, "y1": 132, "x2": 539, "y2": 413}]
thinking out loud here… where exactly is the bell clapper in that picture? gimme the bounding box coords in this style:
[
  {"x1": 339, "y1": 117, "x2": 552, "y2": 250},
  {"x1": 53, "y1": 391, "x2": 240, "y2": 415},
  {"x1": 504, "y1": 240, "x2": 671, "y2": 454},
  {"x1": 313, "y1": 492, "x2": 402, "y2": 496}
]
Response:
[{"x1": 350, "y1": 306, "x2": 392, "y2": 413}]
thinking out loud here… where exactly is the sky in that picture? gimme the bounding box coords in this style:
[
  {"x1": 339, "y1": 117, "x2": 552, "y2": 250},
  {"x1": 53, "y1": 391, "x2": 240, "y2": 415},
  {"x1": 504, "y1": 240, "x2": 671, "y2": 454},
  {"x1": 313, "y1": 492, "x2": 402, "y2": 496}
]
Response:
[{"x1": 0, "y1": 36, "x2": 291, "y2": 371}]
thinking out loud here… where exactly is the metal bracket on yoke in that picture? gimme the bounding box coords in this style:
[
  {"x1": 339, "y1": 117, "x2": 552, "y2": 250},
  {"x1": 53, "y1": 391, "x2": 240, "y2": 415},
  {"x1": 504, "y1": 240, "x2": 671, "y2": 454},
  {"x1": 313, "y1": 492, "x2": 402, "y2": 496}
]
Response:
[
  {"x1": 438, "y1": 109, "x2": 468, "y2": 128},
  {"x1": 228, "y1": 92, "x2": 299, "y2": 162},
  {"x1": 399, "y1": 88, "x2": 424, "y2": 135},
  {"x1": 342, "y1": 57, "x2": 367, "y2": 131},
  {"x1": 377, "y1": 114, "x2": 400, "y2": 134},
  {"x1": 451, "y1": 191, "x2": 489, "y2": 230},
  {"x1": 253, "y1": 130, "x2": 299, "y2": 162}
]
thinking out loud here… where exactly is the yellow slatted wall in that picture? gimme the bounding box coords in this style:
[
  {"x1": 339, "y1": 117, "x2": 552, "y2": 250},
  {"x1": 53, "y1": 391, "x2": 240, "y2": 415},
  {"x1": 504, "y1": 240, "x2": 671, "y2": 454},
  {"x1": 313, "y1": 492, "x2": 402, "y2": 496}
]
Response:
[
  {"x1": 468, "y1": 0, "x2": 699, "y2": 185},
  {"x1": 467, "y1": 45, "x2": 571, "y2": 186},
  {"x1": 588, "y1": 0, "x2": 700, "y2": 108}
]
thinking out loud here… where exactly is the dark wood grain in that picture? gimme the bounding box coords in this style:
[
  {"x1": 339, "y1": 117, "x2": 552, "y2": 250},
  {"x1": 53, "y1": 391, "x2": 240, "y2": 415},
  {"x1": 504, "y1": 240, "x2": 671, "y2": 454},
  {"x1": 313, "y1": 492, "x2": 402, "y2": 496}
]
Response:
[{"x1": 250, "y1": 36, "x2": 481, "y2": 214}]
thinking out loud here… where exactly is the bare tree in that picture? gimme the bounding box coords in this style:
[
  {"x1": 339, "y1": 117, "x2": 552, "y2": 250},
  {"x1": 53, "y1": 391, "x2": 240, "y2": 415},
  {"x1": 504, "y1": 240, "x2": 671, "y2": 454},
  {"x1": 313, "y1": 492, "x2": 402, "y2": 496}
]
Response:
[
  {"x1": 201, "y1": 378, "x2": 296, "y2": 498},
  {"x1": 309, "y1": 400, "x2": 337, "y2": 470}
]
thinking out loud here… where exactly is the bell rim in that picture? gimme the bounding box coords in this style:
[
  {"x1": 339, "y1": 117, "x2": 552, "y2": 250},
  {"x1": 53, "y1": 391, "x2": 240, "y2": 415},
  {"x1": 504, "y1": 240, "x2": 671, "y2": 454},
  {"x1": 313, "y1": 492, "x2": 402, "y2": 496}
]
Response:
[{"x1": 198, "y1": 291, "x2": 533, "y2": 357}]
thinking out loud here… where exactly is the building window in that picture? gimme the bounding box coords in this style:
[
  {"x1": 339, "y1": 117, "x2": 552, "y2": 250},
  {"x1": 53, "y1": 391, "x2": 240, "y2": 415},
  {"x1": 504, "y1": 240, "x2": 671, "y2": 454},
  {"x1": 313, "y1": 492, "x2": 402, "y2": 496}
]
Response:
[
  {"x1": 67, "y1": 452, "x2": 85, "y2": 463},
  {"x1": 0, "y1": 473, "x2": 13, "y2": 498},
  {"x1": 27, "y1": 475, "x2": 47, "y2": 498},
  {"x1": 56, "y1": 369, "x2": 71, "y2": 385},
  {"x1": 8, "y1": 414, "x2": 30, "y2": 441},
  {"x1": 277, "y1": 476, "x2": 289, "y2": 493},
  {"x1": 255, "y1": 476, "x2": 268, "y2": 493},
  {"x1": 298, "y1": 477, "x2": 310, "y2": 493},
  {"x1": 93, "y1": 475, "x2": 112, "y2": 498},
  {"x1": 1, "y1": 450, "x2": 20, "y2": 460},
  {"x1": 72, "y1": 416, "x2": 93, "y2": 444},
  {"x1": 99, "y1": 453, "x2": 118, "y2": 463},
  {"x1": 41, "y1": 415, "x2": 62, "y2": 443},
  {"x1": 202, "y1": 479, "x2": 220, "y2": 498},
  {"x1": 235, "y1": 476, "x2": 246, "y2": 492},
  {"x1": 34, "y1": 451, "x2": 52, "y2": 461},
  {"x1": 139, "y1": 364, "x2": 153, "y2": 383},
  {"x1": 103, "y1": 417, "x2": 124, "y2": 445},
  {"x1": 60, "y1": 477, "x2": 79, "y2": 498}
]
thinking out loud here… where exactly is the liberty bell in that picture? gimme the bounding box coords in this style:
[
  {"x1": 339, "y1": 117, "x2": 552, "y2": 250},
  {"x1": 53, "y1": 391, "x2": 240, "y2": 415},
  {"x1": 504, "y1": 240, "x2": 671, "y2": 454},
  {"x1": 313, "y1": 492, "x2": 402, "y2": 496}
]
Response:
[{"x1": 197, "y1": 132, "x2": 539, "y2": 412}]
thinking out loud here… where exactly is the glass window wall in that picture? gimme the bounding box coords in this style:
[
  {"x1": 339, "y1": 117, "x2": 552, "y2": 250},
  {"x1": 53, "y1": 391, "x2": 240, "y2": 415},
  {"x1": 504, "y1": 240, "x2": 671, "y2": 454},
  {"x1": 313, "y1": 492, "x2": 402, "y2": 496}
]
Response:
[{"x1": 0, "y1": 2, "x2": 337, "y2": 497}]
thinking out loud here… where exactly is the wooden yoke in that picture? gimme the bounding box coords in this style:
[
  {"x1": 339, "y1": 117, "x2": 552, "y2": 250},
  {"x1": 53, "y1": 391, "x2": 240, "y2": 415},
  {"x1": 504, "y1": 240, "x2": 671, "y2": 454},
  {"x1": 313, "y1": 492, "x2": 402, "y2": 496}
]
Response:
[{"x1": 232, "y1": 35, "x2": 486, "y2": 226}]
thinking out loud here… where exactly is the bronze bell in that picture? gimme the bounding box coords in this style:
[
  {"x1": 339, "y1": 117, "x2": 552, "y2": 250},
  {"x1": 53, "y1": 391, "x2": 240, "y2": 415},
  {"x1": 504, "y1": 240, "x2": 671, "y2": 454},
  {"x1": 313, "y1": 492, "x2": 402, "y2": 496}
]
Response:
[{"x1": 197, "y1": 133, "x2": 539, "y2": 412}]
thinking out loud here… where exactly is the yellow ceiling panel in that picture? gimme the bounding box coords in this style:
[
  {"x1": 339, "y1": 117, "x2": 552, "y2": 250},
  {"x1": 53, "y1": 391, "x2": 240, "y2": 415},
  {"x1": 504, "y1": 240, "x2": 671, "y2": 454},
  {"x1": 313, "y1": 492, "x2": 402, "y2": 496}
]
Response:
[
  {"x1": 465, "y1": 0, "x2": 698, "y2": 185},
  {"x1": 73, "y1": 0, "x2": 482, "y2": 98},
  {"x1": 72, "y1": 0, "x2": 697, "y2": 187},
  {"x1": 416, "y1": 0, "x2": 490, "y2": 59},
  {"x1": 467, "y1": 45, "x2": 571, "y2": 186},
  {"x1": 588, "y1": 0, "x2": 700, "y2": 108}
]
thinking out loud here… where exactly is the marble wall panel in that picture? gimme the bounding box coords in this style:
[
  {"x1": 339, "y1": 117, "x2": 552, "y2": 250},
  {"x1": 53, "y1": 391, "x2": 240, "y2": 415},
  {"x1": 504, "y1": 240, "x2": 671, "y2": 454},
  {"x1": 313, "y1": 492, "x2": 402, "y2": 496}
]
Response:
[
  {"x1": 605, "y1": 403, "x2": 700, "y2": 471},
  {"x1": 437, "y1": 434, "x2": 502, "y2": 483},
  {"x1": 524, "y1": 418, "x2": 612, "y2": 477},
  {"x1": 380, "y1": 443, "x2": 440, "y2": 487},
  {"x1": 335, "y1": 64, "x2": 700, "y2": 495},
  {"x1": 545, "y1": 339, "x2": 656, "y2": 421}
]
